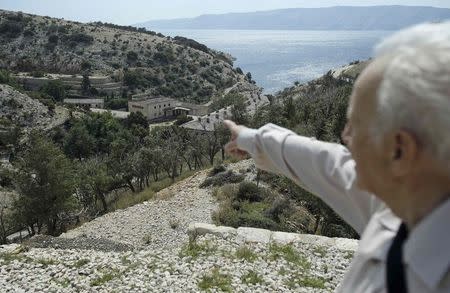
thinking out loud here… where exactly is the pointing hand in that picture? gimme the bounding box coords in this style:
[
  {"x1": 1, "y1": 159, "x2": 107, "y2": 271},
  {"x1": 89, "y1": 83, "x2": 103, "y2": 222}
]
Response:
[{"x1": 223, "y1": 120, "x2": 248, "y2": 159}]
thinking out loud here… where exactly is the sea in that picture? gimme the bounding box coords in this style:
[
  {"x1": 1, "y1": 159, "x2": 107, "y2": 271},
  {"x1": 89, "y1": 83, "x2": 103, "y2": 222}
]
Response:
[{"x1": 159, "y1": 30, "x2": 392, "y2": 94}]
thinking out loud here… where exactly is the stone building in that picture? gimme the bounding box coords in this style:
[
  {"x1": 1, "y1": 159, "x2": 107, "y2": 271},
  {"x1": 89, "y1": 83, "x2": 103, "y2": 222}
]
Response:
[
  {"x1": 63, "y1": 98, "x2": 104, "y2": 109},
  {"x1": 128, "y1": 97, "x2": 178, "y2": 120},
  {"x1": 128, "y1": 96, "x2": 209, "y2": 121}
]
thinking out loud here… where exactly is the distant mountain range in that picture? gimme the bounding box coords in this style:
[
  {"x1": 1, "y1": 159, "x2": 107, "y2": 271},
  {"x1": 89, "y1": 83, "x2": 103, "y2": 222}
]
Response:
[{"x1": 137, "y1": 6, "x2": 450, "y2": 31}]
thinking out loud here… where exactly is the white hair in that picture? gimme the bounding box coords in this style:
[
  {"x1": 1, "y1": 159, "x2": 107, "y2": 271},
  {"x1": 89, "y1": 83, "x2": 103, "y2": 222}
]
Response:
[{"x1": 371, "y1": 22, "x2": 450, "y2": 169}]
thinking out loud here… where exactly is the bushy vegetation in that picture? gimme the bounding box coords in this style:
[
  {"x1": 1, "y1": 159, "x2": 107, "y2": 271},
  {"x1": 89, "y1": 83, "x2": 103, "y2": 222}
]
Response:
[
  {"x1": 105, "y1": 97, "x2": 128, "y2": 110},
  {"x1": 63, "y1": 32, "x2": 94, "y2": 46},
  {"x1": 0, "y1": 13, "x2": 29, "y2": 38},
  {"x1": 198, "y1": 267, "x2": 232, "y2": 292},
  {"x1": 91, "y1": 21, "x2": 161, "y2": 37},
  {"x1": 200, "y1": 170, "x2": 244, "y2": 188},
  {"x1": 247, "y1": 74, "x2": 359, "y2": 238},
  {"x1": 0, "y1": 9, "x2": 359, "y2": 241},
  {"x1": 1, "y1": 109, "x2": 233, "y2": 242},
  {"x1": 0, "y1": 11, "x2": 240, "y2": 106},
  {"x1": 123, "y1": 69, "x2": 162, "y2": 90},
  {"x1": 212, "y1": 182, "x2": 286, "y2": 230},
  {"x1": 14, "y1": 133, "x2": 77, "y2": 236},
  {"x1": 40, "y1": 80, "x2": 67, "y2": 102},
  {"x1": 174, "y1": 114, "x2": 193, "y2": 126},
  {"x1": 0, "y1": 20, "x2": 24, "y2": 38},
  {"x1": 173, "y1": 36, "x2": 209, "y2": 54},
  {"x1": 0, "y1": 69, "x2": 20, "y2": 88},
  {"x1": 210, "y1": 92, "x2": 249, "y2": 124},
  {"x1": 208, "y1": 164, "x2": 227, "y2": 177},
  {"x1": 208, "y1": 74, "x2": 358, "y2": 238}
]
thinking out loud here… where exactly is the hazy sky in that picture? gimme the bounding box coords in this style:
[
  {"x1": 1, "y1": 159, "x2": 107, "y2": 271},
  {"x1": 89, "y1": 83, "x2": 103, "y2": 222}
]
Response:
[{"x1": 1, "y1": 0, "x2": 449, "y2": 25}]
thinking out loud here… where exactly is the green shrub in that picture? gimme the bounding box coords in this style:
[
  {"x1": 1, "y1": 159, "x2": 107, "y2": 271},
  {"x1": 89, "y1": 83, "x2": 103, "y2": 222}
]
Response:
[
  {"x1": 241, "y1": 270, "x2": 264, "y2": 285},
  {"x1": 0, "y1": 167, "x2": 14, "y2": 188},
  {"x1": 0, "y1": 69, "x2": 14, "y2": 84},
  {"x1": 173, "y1": 36, "x2": 209, "y2": 54},
  {"x1": 80, "y1": 60, "x2": 91, "y2": 71},
  {"x1": 48, "y1": 34, "x2": 59, "y2": 44},
  {"x1": 208, "y1": 165, "x2": 226, "y2": 177},
  {"x1": 237, "y1": 182, "x2": 262, "y2": 202},
  {"x1": 179, "y1": 240, "x2": 217, "y2": 259},
  {"x1": 265, "y1": 196, "x2": 290, "y2": 221},
  {"x1": 174, "y1": 114, "x2": 193, "y2": 126},
  {"x1": 198, "y1": 268, "x2": 232, "y2": 292},
  {"x1": 210, "y1": 93, "x2": 246, "y2": 112},
  {"x1": 105, "y1": 98, "x2": 128, "y2": 110},
  {"x1": 0, "y1": 20, "x2": 24, "y2": 38},
  {"x1": 212, "y1": 201, "x2": 241, "y2": 227},
  {"x1": 40, "y1": 80, "x2": 67, "y2": 102},
  {"x1": 23, "y1": 29, "x2": 34, "y2": 37},
  {"x1": 269, "y1": 244, "x2": 310, "y2": 269},
  {"x1": 90, "y1": 270, "x2": 118, "y2": 286},
  {"x1": 200, "y1": 171, "x2": 244, "y2": 188},
  {"x1": 236, "y1": 204, "x2": 279, "y2": 230},
  {"x1": 64, "y1": 33, "x2": 94, "y2": 46},
  {"x1": 235, "y1": 245, "x2": 257, "y2": 262},
  {"x1": 126, "y1": 51, "x2": 138, "y2": 63},
  {"x1": 212, "y1": 200, "x2": 278, "y2": 230}
]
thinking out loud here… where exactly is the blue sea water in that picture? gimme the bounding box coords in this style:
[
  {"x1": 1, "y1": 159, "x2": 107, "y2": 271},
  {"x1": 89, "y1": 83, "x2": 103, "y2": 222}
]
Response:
[{"x1": 159, "y1": 30, "x2": 392, "y2": 94}]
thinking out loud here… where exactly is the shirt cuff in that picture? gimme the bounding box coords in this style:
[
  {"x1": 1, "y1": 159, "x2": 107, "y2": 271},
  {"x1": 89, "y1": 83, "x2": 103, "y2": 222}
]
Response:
[{"x1": 236, "y1": 128, "x2": 258, "y2": 155}]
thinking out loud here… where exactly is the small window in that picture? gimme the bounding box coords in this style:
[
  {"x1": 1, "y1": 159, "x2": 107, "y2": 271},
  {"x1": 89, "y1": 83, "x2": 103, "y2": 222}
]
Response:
[
  {"x1": 164, "y1": 104, "x2": 166, "y2": 107},
  {"x1": 159, "y1": 105, "x2": 161, "y2": 108},
  {"x1": 154, "y1": 106, "x2": 156, "y2": 109},
  {"x1": 168, "y1": 103, "x2": 170, "y2": 106}
]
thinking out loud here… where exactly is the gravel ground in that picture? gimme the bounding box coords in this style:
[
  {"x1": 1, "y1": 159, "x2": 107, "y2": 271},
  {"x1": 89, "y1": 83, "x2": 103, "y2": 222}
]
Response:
[
  {"x1": 59, "y1": 169, "x2": 219, "y2": 250},
  {"x1": 0, "y1": 234, "x2": 354, "y2": 292},
  {"x1": 0, "y1": 161, "x2": 356, "y2": 292},
  {"x1": 24, "y1": 235, "x2": 133, "y2": 252}
]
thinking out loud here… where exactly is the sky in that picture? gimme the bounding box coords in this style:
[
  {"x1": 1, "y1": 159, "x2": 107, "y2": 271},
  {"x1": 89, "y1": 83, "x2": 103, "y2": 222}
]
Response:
[{"x1": 1, "y1": 0, "x2": 449, "y2": 25}]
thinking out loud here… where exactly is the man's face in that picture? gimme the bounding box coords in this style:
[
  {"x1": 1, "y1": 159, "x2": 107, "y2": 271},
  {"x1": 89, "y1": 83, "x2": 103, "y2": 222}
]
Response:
[{"x1": 342, "y1": 61, "x2": 391, "y2": 195}]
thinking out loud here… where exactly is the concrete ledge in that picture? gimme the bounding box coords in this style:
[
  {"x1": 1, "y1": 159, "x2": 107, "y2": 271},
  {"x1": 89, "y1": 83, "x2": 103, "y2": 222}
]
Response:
[
  {"x1": 237, "y1": 227, "x2": 271, "y2": 244},
  {"x1": 188, "y1": 223, "x2": 237, "y2": 240},
  {"x1": 188, "y1": 222, "x2": 358, "y2": 251}
]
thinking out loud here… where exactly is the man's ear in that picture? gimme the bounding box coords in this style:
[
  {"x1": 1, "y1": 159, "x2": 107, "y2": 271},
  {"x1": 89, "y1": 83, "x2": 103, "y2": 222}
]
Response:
[{"x1": 391, "y1": 130, "x2": 419, "y2": 176}]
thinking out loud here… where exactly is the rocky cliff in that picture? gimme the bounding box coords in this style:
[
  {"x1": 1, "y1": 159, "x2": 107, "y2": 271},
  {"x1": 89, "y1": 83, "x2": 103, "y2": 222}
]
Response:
[{"x1": 0, "y1": 10, "x2": 252, "y2": 104}]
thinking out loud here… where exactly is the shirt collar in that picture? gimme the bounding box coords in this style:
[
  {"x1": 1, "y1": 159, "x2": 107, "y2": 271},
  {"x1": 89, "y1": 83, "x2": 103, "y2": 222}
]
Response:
[{"x1": 404, "y1": 197, "x2": 450, "y2": 290}]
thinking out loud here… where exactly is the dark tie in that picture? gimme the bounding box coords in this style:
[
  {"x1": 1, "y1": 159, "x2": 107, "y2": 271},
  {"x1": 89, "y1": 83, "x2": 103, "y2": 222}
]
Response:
[{"x1": 387, "y1": 222, "x2": 409, "y2": 293}]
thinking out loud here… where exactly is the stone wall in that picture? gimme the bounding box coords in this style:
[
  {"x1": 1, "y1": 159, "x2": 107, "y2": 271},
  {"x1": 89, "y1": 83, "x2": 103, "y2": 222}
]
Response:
[{"x1": 188, "y1": 222, "x2": 358, "y2": 251}]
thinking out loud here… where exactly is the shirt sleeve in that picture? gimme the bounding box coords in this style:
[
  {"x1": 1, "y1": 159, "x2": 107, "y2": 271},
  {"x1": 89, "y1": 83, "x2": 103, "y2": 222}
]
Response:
[{"x1": 237, "y1": 123, "x2": 382, "y2": 235}]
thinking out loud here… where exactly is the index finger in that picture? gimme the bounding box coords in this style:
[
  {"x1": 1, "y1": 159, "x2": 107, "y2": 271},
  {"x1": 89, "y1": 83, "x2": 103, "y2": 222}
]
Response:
[{"x1": 224, "y1": 120, "x2": 238, "y2": 139}]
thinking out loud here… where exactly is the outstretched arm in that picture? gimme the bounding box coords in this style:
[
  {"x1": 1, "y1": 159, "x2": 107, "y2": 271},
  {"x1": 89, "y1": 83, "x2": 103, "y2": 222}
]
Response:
[{"x1": 224, "y1": 120, "x2": 382, "y2": 235}]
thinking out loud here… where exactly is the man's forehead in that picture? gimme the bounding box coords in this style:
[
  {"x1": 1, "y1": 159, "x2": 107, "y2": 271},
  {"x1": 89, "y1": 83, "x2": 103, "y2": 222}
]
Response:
[
  {"x1": 348, "y1": 56, "x2": 392, "y2": 120},
  {"x1": 358, "y1": 58, "x2": 390, "y2": 91}
]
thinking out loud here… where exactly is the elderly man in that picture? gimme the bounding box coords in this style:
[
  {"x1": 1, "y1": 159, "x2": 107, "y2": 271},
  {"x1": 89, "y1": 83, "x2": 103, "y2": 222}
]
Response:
[{"x1": 224, "y1": 22, "x2": 450, "y2": 293}]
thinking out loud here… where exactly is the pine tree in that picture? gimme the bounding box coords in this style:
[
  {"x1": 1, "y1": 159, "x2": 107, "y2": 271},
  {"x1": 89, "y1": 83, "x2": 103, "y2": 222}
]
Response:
[{"x1": 14, "y1": 133, "x2": 76, "y2": 236}]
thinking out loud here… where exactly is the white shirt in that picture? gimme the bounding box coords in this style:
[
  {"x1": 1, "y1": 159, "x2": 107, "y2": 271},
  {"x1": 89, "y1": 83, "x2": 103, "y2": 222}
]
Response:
[{"x1": 237, "y1": 123, "x2": 450, "y2": 293}]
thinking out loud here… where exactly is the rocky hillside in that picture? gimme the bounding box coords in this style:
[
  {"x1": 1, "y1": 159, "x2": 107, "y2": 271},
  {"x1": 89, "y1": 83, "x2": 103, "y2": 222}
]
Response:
[
  {"x1": 0, "y1": 160, "x2": 358, "y2": 292},
  {"x1": 276, "y1": 60, "x2": 368, "y2": 101},
  {"x1": 0, "y1": 84, "x2": 68, "y2": 132},
  {"x1": 0, "y1": 10, "x2": 250, "y2": 104}
]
